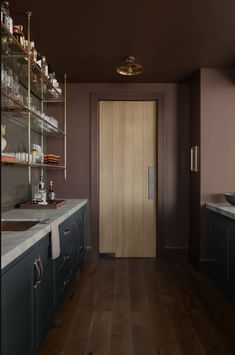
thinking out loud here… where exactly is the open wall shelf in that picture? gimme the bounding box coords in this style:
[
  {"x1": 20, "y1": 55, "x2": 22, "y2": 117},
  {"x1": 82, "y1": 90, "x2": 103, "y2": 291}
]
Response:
[{"x1": 1, "y1": 12, "x2": 67, "y2": 183}]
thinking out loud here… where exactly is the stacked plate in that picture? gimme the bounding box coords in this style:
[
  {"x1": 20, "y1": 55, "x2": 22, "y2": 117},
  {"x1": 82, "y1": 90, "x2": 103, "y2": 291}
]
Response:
[{"x1": 44, "y1": 154, "x2": 60, "y2": 165}]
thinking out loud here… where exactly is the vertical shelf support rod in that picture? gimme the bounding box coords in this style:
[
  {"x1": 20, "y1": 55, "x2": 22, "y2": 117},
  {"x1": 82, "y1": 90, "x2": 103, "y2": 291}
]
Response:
[
  {"x1": 40, "y1": 77, "x2": 44, "y2": 179},
  {"x1": 26, "y1": 11, "x2": 32, "y2": 184},
  {"x1": 64, "y1": 74, "x2": 67, "y2": 181}
]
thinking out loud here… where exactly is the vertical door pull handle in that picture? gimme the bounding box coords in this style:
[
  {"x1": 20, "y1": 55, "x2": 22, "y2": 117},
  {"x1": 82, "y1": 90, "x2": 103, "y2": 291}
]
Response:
[
  {"x1": 190, "y1": 146, "x2": 199, "y2": 172},
  {"x1": 148, "y1": 166, "x2": 154, "y2": 200}
]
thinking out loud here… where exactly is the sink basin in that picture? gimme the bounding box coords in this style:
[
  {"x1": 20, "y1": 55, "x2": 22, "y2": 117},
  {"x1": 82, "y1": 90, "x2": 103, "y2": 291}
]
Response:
[{"x1": 1, "y1": 220, "x2": 39, "y2": 231}]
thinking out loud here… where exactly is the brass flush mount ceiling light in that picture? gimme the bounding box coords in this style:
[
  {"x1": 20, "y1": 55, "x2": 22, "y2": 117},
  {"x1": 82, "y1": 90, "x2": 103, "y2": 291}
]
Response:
[{"x1": 117, "y1": 56, "x2": 143, "y2": 76}]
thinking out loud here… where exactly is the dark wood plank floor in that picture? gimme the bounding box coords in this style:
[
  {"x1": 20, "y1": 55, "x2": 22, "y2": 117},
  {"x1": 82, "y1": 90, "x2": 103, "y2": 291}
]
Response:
[{"x1": 39, "y1": 259, "x2": 235, "y2": 355}]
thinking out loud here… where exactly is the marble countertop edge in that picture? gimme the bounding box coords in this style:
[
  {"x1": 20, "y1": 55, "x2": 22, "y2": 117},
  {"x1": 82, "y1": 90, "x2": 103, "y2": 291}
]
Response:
[{"x1": 206, "y1": 203, "x2": 235, "y2": 221}]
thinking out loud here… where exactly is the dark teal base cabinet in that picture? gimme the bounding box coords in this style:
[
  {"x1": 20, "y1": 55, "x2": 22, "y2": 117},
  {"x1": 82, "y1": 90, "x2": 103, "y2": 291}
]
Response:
[
  {"x1": 1, "y1": 205, "x2": 86, "y2": 355},
  {"x1": 56, "y1": 206, "x2": 86, "y2": 307},
  {"x1": 1, "y1": 234, "x2": 55, "y2": 355},
  {"x1": 208, "y1": 210, "x2": 235, "y2": 303},
  {"x1": 1, "y1": 250, "x2": 35, "y2": 355}
]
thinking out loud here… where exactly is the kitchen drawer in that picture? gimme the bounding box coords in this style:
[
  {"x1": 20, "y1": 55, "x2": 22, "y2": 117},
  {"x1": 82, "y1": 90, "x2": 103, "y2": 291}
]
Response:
[
  {"x1": 58, "y1": 243, "x2": 74, "y2": 271},
  {"x1": 57, "y1": 266, "x2": 73, "y2": 304},
  {"x1": 59, "y1": 214, "x2": 76, "y2": 249}
]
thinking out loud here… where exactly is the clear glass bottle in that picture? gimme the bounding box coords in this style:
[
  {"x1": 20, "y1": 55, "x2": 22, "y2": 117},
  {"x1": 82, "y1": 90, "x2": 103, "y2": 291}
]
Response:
[
  {"x1": 38, "y1": 176, "x2": 47, "y2": 204},
  {"x1": 30, "y1": 41, "x2": 37, "y2": 62},
  {"x1": 47, "y1": 180, "x2": 56, "y2": 203},
  {"x1": 41, "y1": 56, "x2": 49, "y2": 78},
  {"x1": 36, "y1": 52, "x2": 42, "y2": 68}
]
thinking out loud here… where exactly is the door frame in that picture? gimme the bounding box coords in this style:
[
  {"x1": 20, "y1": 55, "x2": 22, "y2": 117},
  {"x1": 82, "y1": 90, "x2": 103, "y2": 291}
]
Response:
[{"x1": 91, "y1": 91, "x2": 164, "y2": 258}]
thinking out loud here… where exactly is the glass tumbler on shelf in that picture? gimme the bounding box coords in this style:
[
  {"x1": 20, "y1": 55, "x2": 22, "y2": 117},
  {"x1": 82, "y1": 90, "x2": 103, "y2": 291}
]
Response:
[
  {"x1": 1, "y1": 62, "x2": 7, "y2": 94},
  {"x1": 6, "y1": 67, "x2": 13, "y2": 96},
  {"x1": 12, "y1": 74, "x2": 22, "y2": 104}
]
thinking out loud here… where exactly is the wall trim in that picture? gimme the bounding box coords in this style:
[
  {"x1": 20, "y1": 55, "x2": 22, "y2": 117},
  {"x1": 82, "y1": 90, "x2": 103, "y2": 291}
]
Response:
[{"x1": 90, "y1": 91, "x2": 165, "y2": 258}]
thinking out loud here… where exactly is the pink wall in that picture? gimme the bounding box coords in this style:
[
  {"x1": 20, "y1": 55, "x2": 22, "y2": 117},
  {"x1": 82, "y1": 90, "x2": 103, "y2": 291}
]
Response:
[
  {"x1": 200, "y1": 69, "x2": 235, "y2": 257},
  {"x1": 48, "y1": 83, "x2": 190, "y2": 255}
]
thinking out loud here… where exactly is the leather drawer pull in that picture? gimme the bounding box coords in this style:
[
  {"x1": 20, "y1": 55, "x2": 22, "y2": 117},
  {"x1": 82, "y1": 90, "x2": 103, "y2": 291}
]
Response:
[
  {"x1": 63, "y1": 275, "x2": 71, "y2": 286},
  {"x1": 63, "y1": 254, "x2": 71, "y2": 261},
  {"x1": 63, "y1": 228, "x2": 70, "y2": 236}
]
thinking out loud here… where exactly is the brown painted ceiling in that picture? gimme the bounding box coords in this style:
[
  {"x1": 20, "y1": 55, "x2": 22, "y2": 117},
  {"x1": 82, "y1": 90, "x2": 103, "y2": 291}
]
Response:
[{"x1": 11, "y1": 0, "x2": 235, "y2": 83}]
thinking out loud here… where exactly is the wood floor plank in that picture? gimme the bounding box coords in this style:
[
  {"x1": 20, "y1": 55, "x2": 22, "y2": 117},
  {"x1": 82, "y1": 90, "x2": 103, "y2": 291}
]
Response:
[
  {"x1": 92, "y1": 259, "x2": 115, "y2": 311},
  {"x1": 110, "y1": 259, "x2": 134, "y2": 355},
  {"x1": 84, "y1": 310, "x2": 112, "y2": 355},
  {"x1": 147, "y1": 260, "x2": 206, "y2": 355}
]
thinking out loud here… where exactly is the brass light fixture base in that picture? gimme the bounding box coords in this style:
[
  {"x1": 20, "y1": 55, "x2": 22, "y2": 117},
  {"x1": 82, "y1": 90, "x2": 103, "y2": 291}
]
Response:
[{"x1": 117, "y1": 56, "x2": 143, "y2": 76}]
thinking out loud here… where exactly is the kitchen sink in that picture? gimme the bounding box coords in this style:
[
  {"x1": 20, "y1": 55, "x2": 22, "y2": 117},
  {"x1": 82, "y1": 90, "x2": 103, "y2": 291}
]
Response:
[{"x1": 1, "y1": 220, "x2": 39, "y2": 231}]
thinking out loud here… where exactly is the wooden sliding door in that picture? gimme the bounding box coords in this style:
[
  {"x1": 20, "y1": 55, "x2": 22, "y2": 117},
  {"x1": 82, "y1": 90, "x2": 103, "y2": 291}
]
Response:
[{"x1": 99, "y1": 101, "x2": 157, "y2": 257}]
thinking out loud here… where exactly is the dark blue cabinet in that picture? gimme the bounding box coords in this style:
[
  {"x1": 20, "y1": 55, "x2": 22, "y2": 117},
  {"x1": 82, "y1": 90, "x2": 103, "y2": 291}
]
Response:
[
  {"x1": 57, "y1": 214, "x2": 77, "y2": 306},
  {"x1": 1, "y1": 205, "x2": 86, "y2": 355},
  {"x1": 1, "y1": 250, "x2": 36, "y2": 355},
  {"x1": 56, "y1": 205, "x2": 86, "y2": 305},
  {"x1": 1, "y1": 233, "x2": 55, "y2": 355},
  {"x1": 208, "y1": 210, "x2": 235, "y2": 302},
  {"x1": 228, "y1": 221, "x2": 235, "y2": 291}
]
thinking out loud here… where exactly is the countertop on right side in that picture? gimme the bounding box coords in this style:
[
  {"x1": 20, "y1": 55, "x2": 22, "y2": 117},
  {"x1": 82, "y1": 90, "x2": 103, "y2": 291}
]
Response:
[{"x1": 206, "y1": 203, "x2": 235, "y2": 221}]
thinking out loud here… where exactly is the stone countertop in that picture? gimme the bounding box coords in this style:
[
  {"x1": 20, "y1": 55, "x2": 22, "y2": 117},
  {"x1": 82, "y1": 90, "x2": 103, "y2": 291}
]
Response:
[
  {"x1": 1, "y1": 199, "x2": 88, "y2": 270},
  {"x1": 206, "y1": 203, "x2": 235, "y2": 221}
]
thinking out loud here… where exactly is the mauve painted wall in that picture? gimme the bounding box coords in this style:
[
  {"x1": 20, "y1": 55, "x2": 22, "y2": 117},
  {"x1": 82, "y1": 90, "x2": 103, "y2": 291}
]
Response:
[
  {"x1": 48, "y1": 83, "x2": 189, "y2": 255},
  {"x1": 200, "y1": 69, "x2": 235, "y2": 258}
]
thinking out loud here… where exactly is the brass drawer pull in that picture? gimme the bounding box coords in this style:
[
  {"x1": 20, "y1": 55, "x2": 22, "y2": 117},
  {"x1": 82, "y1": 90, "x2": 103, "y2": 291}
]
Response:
[
  {"x1": 64, "y1": 228, "x2": 70, "y2": 236},
  {"x1": 37, "y1": 256, "x2": 44, "y2": 284},
  {"x1": 33, "y1": 257, "x2": 41, "y2": 289}
]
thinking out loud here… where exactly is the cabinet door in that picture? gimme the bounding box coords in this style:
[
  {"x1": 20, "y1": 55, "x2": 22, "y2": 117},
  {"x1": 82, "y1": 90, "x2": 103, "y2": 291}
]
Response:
[
  {"x1": 228, "y1": 220, "x2": 235, "y2": 289},
  {"x1": 208, "y1": 212, "x2": 228, "y2": 288},
  {"x1": 1, "y1": 251, "x2": 36, "y2": 355},
  {"x1": 56, "y1": 260, "x2": 73, "y2": 306},
  {"x1": 76, "y1": 206, "x2": 86, "y2": 263},
  {"x1": 80, "y1": 208, "x2": 86, "y2": 262},
  {"x1": 34, "y1": 234, "x2": 55, "y2": 348}
]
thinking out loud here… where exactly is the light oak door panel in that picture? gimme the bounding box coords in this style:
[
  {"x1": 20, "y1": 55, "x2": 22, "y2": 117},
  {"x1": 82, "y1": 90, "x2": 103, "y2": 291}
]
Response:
[{"x1": 99, "y1": 101, "x2": 157, "y2": 257}]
